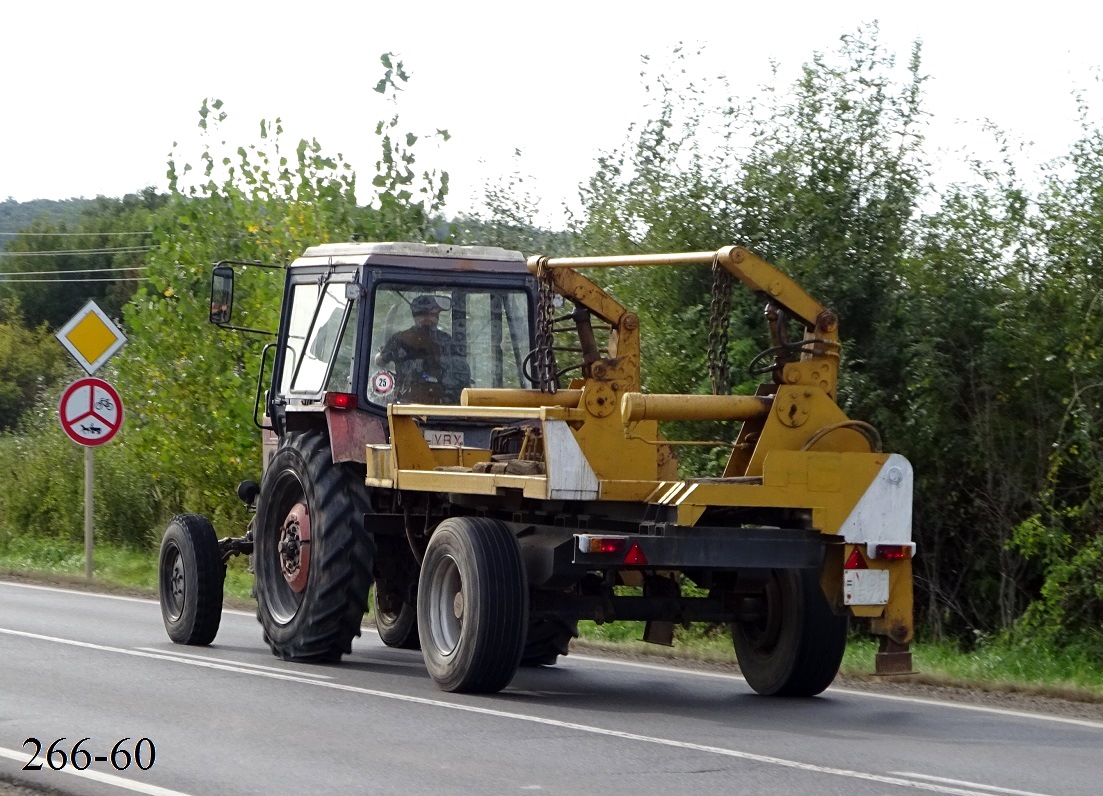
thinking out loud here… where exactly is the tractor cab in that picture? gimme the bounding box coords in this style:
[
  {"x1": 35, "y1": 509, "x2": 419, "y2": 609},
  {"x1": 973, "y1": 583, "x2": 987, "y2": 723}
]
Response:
[{"x1": 211, "y1": 242, "x2": 539, "y2": 461}]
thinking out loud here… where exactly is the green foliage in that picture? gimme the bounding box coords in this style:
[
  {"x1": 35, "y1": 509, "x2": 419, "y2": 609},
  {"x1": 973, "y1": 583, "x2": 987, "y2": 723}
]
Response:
[
  {"x1": 1, "y1": 56, "x2": 453, "y2": 552},
  {"x1": 1006, "y1": 117, "x2": 1103, "y2": 650},
  {"x1": 359, "y1": 54, "x2": 452, "y2": 242},
  {"x1": 0, "y1": 312, "x2": 72, "y2": 430},
  {"x1": 453, "y1": 151, "x2": 579, "y2": 255},
  {"x1": 0, "y1": 197, "x2": 94, "y2": 245},
  {"x1": 575, "y1": 31, "x2": 927, "y2": 475},
  {"x1": 0, "y1": 191, "x2": 163, "y2": 328},
  {"x1": 0, "y1": 394, "x2": 179, "y2": 549}
]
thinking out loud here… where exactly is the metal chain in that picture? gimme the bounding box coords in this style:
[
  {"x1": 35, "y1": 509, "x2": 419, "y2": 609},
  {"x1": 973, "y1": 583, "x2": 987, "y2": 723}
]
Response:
[
  {"x1": 534, "y1": 264, "x2": 558, "y2": 393},
  {"x1": 706, "y1": 255, "x2": 733, "y2": 395}
]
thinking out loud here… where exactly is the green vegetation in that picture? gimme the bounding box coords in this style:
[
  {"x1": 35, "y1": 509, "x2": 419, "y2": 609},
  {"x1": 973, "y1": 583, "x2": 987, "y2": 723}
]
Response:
[{"x1": 1, "y1": 37, "x2": 1103, "y2": 694}]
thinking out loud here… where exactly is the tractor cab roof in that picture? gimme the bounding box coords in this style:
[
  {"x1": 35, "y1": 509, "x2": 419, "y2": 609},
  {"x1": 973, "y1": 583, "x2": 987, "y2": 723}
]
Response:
[{"x1": 291, "y1": 242, "x2": 529, "y2": 274}]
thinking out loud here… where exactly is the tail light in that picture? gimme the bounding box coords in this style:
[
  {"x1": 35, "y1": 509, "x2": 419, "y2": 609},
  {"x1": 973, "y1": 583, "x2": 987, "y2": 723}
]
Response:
[{"x1": 324, "y1": 392, "x2": 358, "y2": 410}]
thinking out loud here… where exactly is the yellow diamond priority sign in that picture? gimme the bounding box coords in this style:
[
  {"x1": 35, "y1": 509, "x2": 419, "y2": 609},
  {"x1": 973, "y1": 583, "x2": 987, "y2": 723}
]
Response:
[{"x1": 56, "y1": 300, "x2": 127, "y2": 375}]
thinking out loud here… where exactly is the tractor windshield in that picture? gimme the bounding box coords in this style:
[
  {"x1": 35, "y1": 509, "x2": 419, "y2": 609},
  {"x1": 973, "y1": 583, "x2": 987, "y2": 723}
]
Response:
[{"x1": 368, "y1": 283, "x2": 531, "y2": 405}]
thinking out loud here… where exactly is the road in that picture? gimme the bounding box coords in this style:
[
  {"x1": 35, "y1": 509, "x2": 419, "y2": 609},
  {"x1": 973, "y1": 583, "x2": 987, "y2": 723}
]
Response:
[{"x1": 1, "y1": 579, "x2": 1100, "y2": 796}]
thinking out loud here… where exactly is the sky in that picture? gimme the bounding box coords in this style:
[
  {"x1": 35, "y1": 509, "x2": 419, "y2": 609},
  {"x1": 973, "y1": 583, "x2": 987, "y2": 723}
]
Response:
[{"x1": 3, "y1": 1, "x2": 1102, "y2": 227}]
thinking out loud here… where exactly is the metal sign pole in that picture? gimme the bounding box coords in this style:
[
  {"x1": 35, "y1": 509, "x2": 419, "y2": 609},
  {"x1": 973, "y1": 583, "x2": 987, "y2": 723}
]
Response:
[{"x1": 85, "y1": 445, "x2": 94, "y2": 579}]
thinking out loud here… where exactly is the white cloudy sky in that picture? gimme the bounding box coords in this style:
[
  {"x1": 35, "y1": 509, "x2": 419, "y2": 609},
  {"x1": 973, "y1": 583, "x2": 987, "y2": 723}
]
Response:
[{"x1": 3, "y1": 1, "x2": 1101, "y2": 225}]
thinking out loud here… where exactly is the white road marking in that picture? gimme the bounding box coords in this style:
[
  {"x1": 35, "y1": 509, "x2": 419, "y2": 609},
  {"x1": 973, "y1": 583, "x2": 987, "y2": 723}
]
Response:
[
  {"x1": 133, "y1": 647, "x2": 334, "y2": 679},
  {"x1": 0, "y1": 580, "x2": 157, "y2": 605},
  {"x1": 0, "y1": 626, "x2": 1050, "y2": 796},
  {"x1": 0, "y1": 746, "x2": 192, "y2": 796},
  {"x1": 3, "y1": 580, "x2": 1101, "y2": 730},
  {"x1": 892, "y1": 772, "x2": 1053, "y2": 796}
]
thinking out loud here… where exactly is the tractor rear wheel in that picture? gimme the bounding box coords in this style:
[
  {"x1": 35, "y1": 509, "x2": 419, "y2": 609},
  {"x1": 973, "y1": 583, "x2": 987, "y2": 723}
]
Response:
[
  {"x1": 417, "y1": 517, "x2": 527, "y2": 693},
  {"x1": 731, "y1": 567, "x2": 848, "y2": 696},
  {"x1": 158, "y1": 514, "x2": 224, "y2": 646},
  {"x1": 254, "y1": 431, "x2": 374, "y2": 662}
]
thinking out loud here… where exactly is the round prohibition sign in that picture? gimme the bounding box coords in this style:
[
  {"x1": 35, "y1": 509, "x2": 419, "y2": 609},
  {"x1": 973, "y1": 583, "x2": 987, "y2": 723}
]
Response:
[{"x1": 59, "y1": 377, "x2": 124, "y2": 447}]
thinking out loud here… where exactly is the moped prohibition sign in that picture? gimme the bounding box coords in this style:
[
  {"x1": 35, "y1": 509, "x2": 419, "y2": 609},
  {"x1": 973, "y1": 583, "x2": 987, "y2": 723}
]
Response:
[{"x1": 59, "y1": 377, "x2": 124, "y2": 447}]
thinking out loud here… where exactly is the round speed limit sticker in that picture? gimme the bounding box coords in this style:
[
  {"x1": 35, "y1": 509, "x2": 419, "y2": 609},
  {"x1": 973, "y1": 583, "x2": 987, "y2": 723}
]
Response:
[{"x1": 372, "y1": 371, "x2": 395, "y2": 395}]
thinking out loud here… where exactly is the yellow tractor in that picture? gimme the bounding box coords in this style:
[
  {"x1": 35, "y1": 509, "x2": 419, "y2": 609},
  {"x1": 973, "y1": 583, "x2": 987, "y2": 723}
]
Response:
[{"x1": 157, "y1": 242, "x2": 915, "y2": 696}]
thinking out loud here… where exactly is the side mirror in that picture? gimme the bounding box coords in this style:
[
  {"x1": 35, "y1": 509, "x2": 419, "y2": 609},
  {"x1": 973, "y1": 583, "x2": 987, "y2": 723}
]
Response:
[{"x1": 210, "y1": 265, "x2": 234, "y2": 325}]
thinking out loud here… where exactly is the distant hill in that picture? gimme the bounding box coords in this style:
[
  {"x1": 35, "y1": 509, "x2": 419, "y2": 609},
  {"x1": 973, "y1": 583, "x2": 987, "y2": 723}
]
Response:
[{"x1": 0, "y1": 197, "x2": 98, "y2": 248}]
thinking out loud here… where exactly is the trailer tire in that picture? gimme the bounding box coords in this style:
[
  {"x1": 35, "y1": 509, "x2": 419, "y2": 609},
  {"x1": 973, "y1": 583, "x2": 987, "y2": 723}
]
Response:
[
  {"x1": 374, "y1": 589, "x2": 420, "y2": 649},
  {"x1": 521, "y1": 617, "x2": 577, "y2": 667},
  {"x1": 158, "y1": 514, "x2": 224, "y2": 646},
  {"x1": 731, "y1": 567, "x2": 848, "y2": 697},
  {"x1": 255, "y1": 431, "x2": 374, "y2": 662},
  {"x1": 418, "y1": 517, "x2": 527, "y2": 693}
]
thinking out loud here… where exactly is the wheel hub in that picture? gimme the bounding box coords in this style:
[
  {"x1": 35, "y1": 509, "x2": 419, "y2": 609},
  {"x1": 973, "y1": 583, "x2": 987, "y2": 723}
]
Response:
[
  {"x1": 279, "y1": 502, "x2": 311, "y2": 593},
  {"x1": 165, "y1": 550, "x2": 185, "y2": 619}
]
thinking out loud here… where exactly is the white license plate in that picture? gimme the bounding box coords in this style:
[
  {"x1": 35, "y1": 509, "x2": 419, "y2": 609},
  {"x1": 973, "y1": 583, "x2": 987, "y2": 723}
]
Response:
[
  {"x1": 844, "y1": 569, "x2": 889, "y2": 605},
  {"x1": 423, "y1": 430, "x2": 465, "y2": 447}
]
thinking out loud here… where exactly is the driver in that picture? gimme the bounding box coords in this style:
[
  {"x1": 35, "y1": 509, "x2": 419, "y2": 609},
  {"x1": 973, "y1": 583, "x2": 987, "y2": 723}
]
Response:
[{"x1": 375, "y1": 295, "x2": 470, "y2": 403}]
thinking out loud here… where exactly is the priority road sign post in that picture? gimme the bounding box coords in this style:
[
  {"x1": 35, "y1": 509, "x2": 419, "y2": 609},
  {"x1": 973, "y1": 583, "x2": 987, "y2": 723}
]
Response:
[{"x1": 55, "y1": 301, "x2": 128, "y2": 579}]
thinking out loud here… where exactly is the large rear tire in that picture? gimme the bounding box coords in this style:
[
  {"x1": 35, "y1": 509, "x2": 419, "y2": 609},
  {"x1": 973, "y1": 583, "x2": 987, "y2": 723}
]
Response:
[
  {"x1": 158, "y1": 514, "x2": 224, "y2": 646},
  {"x1": 417, "y1": 517, "x2": 527, "y2": 693},
  {"x1": 255, "y1": 431, "x2": 374, "y2": 662},
  {"x1": 731, "y1": 567, "x2": 848, "y2": 696}
]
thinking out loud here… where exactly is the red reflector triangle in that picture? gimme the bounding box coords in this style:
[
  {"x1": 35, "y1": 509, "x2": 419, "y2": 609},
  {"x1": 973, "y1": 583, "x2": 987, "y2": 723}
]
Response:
[
  {"x1": 844, "y1": 548, "x2": 868, "y2": 569},
  {"x1": 623, "y1": 542, "x2": 648, "y2": 566}
]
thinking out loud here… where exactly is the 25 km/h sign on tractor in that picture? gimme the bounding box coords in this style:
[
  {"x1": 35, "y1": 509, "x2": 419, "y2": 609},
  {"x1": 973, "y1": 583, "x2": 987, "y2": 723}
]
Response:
[{"x1": 59, "y1": 377, "x2": 124, "y2": 447}]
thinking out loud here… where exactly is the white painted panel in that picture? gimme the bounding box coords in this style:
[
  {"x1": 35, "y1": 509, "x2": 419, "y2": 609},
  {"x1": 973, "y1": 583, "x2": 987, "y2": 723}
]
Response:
[
  {"x1": 839, "y1": 453, "x2": 913, "y2": 545},
  {"x1": 544, "y1": 420, "x2": 599, "y2": 500}
]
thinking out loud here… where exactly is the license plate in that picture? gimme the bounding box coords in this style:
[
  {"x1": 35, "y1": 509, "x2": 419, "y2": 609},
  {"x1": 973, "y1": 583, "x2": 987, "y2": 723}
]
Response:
[
  {"x1": 844, "y1": 569, "x2": 889, "y2": 605},
  {"x1": 424, "y1": 430, "x2": 465, "y2": 447}
]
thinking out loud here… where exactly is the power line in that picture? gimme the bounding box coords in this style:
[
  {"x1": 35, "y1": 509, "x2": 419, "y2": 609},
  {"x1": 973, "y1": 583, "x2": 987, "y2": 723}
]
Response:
[
  {"x1": 0, "y1": 277, "x2": 150, "y2": 284},
  {"x1": 0, "y1": 230, "x2": 152, "y2": 236},
  {"x1": 0, "y1": 246, "x2": 155, "y2": 257},
  {"x1": 0, "y1": 265, "x2": 150, "y2": 276}
]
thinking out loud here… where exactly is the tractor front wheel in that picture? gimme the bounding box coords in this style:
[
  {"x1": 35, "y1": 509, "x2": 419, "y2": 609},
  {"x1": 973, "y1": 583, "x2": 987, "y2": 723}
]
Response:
[{"x1": 158, "y1": 514, "x2": 224, "y2": 646}]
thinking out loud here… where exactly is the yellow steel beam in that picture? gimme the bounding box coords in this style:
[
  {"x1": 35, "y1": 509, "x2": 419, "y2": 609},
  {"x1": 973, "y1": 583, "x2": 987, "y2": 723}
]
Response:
[
  {"x1": 621, "y1": 392, "x2": 771, "y2": 424},
  {"x1": 462, "y1": 388, "x2": 583, "y2": 408}
]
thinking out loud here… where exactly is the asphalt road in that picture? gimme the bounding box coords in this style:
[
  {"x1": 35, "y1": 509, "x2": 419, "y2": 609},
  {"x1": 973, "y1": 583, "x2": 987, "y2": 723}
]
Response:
[{"x1": 1, "y1": 579, "x2": 1100, "y2": 796}]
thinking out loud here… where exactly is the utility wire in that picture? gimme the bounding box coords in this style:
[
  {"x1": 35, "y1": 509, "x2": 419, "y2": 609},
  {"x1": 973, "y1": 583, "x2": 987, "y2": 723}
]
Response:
[
  {"x1": 0, "y1": 277, "x2": 150, "y2": 284},
  {"x1": 0, "y1": 230, "x2": 153, "y2": 236},
  {"x1": 0, "y1": 246, "x2": 155, "y2": 257},
  {"x1": 0, "y1": 265, "x2": 150, "y2": 276}
]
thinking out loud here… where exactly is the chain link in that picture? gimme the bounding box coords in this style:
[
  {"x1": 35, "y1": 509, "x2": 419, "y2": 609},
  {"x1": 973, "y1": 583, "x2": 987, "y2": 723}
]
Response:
[
  {"x1": 534, "y1": 264, "x2": 559, "y2": 393},
  {"x1": 706, "y1": 255, "x2": 734, "y2": 395}
]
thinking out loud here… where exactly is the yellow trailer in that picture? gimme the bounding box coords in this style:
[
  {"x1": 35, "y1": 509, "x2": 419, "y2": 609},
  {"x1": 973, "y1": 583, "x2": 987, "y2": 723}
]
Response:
[{"x1": 157, "y1": 243, "x2": 914, "y2": 696}]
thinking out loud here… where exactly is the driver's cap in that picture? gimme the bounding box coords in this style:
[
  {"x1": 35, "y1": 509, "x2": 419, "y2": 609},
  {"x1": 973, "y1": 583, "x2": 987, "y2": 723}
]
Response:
[{"x1": 411, "y1": 295, "x2": 444, "y2": 315}]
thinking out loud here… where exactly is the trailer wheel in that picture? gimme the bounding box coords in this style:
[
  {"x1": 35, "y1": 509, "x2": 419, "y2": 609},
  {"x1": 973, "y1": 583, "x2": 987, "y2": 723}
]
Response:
[
  {"x1": 158, "y1": 514, "x2": 224, "y2": 646},
  {"x1": 521, "y1": 617, "x2": 577, "y2": 667},
  {"x1": 731, "y1": 567, "x2": 848, "y2": 696},
  {"x1": 255, "y1": 431, "x2": 374, "y2": 662},
  {"x1": 373, "y1": 588, "x2": 420, "y2": 649},
  {"x1": 417, "y1": 517, "x2": 527, "y2": 693}
]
